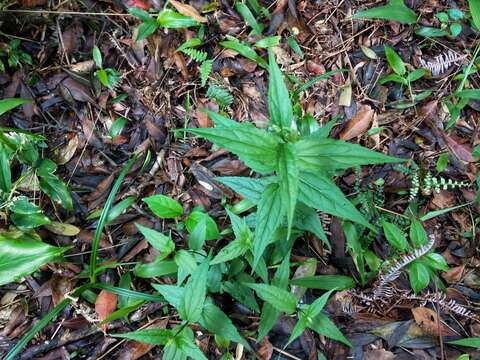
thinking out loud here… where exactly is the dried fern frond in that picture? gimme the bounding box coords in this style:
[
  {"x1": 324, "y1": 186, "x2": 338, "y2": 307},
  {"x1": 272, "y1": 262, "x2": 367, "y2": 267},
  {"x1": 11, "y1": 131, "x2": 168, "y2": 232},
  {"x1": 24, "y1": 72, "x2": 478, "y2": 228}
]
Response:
[
  {"x1": 407, "y1": 292, "x2": 477, "y2": 320},
  {"x1": 200, "y1": 59, "x2": 213, "y2": 87},
  {"x1": 374, "y1": 234, "x2": 436, "y2": 297},
  {"x1": 418, "y1": 50, "x2": 466, "y2": 76}
]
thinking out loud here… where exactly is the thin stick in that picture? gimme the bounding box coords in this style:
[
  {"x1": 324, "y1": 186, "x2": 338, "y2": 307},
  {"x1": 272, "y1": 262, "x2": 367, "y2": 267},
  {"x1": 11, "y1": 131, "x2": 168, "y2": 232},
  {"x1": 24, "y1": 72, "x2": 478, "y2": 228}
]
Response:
[{"x1": 2, "y1": 9, "x2": 132, "y2": 17}]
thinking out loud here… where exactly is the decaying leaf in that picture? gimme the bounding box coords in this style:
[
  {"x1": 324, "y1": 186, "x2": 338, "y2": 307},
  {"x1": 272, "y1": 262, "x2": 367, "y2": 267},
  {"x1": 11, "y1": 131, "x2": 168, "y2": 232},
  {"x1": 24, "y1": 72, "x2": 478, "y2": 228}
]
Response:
[
  {"x1": 411, "y1": 307, "x2": 455, "y2": 336},
  {"x1": 340, "y1": 104, "x2": 374, "y2": 140},
  {"x1": 95, "y1": 290, "x2": 117, "y2": 332},
  {"x1": 169, "y1": 0, "x2": 208, "y2": 23},
  {"x1": 45, "y1": 222, "x2": 81, "y2": 236}
]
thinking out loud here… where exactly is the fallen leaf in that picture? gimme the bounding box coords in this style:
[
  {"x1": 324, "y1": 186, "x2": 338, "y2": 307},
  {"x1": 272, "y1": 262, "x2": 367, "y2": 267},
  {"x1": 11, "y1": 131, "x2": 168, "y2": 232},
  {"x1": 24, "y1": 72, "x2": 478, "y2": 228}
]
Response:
[
  {"x1": 338, "y1": 83, "x2": 352, "y2": 107},
  {"x1": 169, "y1": 0, "x2": 207, "y2": 23},
  {"x1": 45, "y1": 222, "x2": 81, "y2": 236},
  {"x1": 412, "y1": 307, "x2": 455, "y2": 336},
  {"x1": 442, "y1": 265, "x2": 465, "y2": 284},
  {"x1": 55, "y1": 134, "x2": 78, "y2": 165},
  {"x1": 95, "y1": 290, "x2": 117, "y2": 332},
  {"x1": 340, "y1": 104, "x2": 374, "y2": 140},
  {"x1": 257, "y1": 336, "x2": 273, "y2": 360},
  {"x1": 365, "y1": 349, "x2": 395, "y2": 360},
  {"x1": 446, "y1": 135, "x2": 474, "y2": 163}
]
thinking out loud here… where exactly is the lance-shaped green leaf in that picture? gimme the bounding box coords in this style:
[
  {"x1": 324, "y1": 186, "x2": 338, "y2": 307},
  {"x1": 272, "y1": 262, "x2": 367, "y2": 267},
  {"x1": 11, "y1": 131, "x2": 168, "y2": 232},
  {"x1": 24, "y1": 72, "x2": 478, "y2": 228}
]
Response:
[
  {"x1": 111, "y1": 328, "x2": 173, "y2": 344},
  {"x1": 277, "y1": 143, "x2": 298, "y2": 238},
  {"x1": 286, "y1": 289, "x2": 336, "y2": 346},
  {"x1": 246, "y1": 283, "x2": 297, "y2": 314},
  {"x1": 253, "y1": 183, "x2": 284, "y2": 270},
  {"x1": 267, "y1": 48, "x2": 293, "y2": 130},
  {"x1": 187, "y1": 123, "x2": 280, "y2": 174},
  {"x1": 0, "y1": 98, "x2": 30, "y2": 116},
  {"x1": 200, "y1": 298, "x2": 251, "y2": 349},
  {"x1": 179, "y1": 261, "x2": 209, "y2": 322},
  {"x1": 0, "y1": 231, "x2": 67, "y2": 286},
  {"x1": 298, "y1": 171, "x2": 373, "y2": 230},
  {"x1": 309, "y1": 313, "x2": 352, "y2": 347},
  {"x1": 135, "y1": 224, "x2": 175, "y2": 259},
  {"x1": 215, "y1": 176, "x2": 274, "y2": 203},
  {"x1": 257, "y1": 254, "x2": 291, "y2": 340},
  {"x1": 10, "y1": 197, "x2": 51, "y2": 230},
  {"x1": 295, "y1": 138, "x2": 403, "y2": 171},
  {"x1": 157, "y1": 9, "x2": 199, "y2": 28},
  {"x1": 352, "y1": 0, "x2": 417, "y2": 24},
  {"x1": 143, "y1": 194, "x2": 183, "y2": 218}
]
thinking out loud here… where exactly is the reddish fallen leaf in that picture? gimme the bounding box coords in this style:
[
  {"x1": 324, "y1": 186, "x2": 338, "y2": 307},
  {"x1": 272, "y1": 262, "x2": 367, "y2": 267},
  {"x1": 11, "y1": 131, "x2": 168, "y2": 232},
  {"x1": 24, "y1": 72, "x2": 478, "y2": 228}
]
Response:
[
  {"x1": 169, "y1": 0, "x2": 207, "y2": 23},
  {"x1": 95, "y1": 290, "x2": 117, "y2": 332},
  {"x1": 412, "y1": 307, "x2": 455, "y2": 336},
  {"x1": 124, "y1": 0, "x2": 150, "y2": 10},
  {"x1": 257, "y1": 336, "x2": 273, "y2": 360},
  {"x1": 442, "y1": 264, "x2": 465, "y2": 284},
  {"x1": 340, "y1": 104, "x2": 374, "y2": 140},
  {"x1": 445, "y1": 135, "x2": 474, "y2": 163}
]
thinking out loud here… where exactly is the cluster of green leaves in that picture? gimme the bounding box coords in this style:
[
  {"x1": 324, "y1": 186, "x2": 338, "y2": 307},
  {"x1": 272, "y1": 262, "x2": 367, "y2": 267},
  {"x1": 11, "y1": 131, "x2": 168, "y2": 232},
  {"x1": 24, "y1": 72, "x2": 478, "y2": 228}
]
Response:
[
  {"x1": 92, "y1": 46, "x2": 120, "y2": 90},
  {"x1": 381, "y1": 45, "x2": 430, "y2": 108},
  {"x1": 129, "y1": 7, "x2": 199, "y2": 41},
  {"x1": 382, "y1": 219, "x2": 448, "y2": 293},
  {"x1": 354, "y1": 0, "x2": 480, "y2": 35},
  {"x1": 0, "y1": 98, "x2": 72, "y2": 285},
  {"x1": 177, "y1": 38, "x2": 213, "y2": 87},
  {"x1": 416, "y1": 9, "x2": 465, "y2": 38},
  {"x1": 0, "y1": 39, "x2": 32, "y2": 73}
]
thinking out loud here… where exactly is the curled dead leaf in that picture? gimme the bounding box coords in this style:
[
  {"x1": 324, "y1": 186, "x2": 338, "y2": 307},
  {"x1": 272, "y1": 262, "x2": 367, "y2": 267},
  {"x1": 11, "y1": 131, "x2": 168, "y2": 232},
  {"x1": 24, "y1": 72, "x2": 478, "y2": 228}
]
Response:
[
  {"x1": 340, "y1": 104, "x2": 374, "y2": 140},
  {"x1": 55, "y1": 134, "x2": 79, "y2": 165},
  {"x1": 442, "y1": 264, "x2": 465, "y2": 284},
  {"x1": 169, "y1": 0, "x2": 207, "y2": 23},
  {"x1": 411, "y1": 307, "x2": 455, "y2": 336},
  {"x1": 257, "y1": 336, "x2": 273, "y2": 360},
  {"x1": 95, "y1": 290, "x2": 117, "y2": 332}
]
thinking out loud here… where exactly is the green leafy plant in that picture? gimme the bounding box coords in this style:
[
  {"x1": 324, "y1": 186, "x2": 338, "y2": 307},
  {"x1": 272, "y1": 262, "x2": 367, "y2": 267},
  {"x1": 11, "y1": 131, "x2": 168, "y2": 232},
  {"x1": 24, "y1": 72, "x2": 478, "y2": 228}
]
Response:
[
  {"x1": 92, "y1": 46, "x2": 120, "y2": 90},
  {"x1": 380, "y1": 45, "x2": 428, "y2": 106},
  {"x1": 187, "y1": 49, "x2": 403, "y2": 273},
  {"x1": 177, "y1": 38, "x2": 213, "y2": 87},
  {"x1": 353, "y1": 0, "x2": 417, "y2": 25},
  {"x1": 0, "y1": 99, "x2": 72, "y2": 286},
  {"x1": 416, "y1": 9, "x2": 465, "y2": 38},
  {"x1": 129, "y1": 7, "x2": 199, "y2": 41},
  {"x1": 0, "y1": 39, "x2": 32, "y2": 72}
]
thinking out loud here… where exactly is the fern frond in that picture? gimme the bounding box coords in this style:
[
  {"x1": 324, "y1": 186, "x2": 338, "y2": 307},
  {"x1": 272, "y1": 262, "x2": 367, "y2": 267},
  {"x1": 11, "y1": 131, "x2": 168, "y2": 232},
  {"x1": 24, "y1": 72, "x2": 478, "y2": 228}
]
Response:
[
  {"x1": 200, "y1": 59, "x2": 213, "y2": 87},
  {"x1": 181, "y1": 48, "x2": 208, "y2": 63},
  {"x1": 419, "y1": 50, "x2": 466, "y2": 76},
  {"x1": 407, "y1": 292, "x2": 477, "y2": 320},
  {"x1": 374, "y1": 234, "x2": 436, "y2": 298},
  {"x1": 206, "y1": 85, "x2": 233, "y2": 108}
]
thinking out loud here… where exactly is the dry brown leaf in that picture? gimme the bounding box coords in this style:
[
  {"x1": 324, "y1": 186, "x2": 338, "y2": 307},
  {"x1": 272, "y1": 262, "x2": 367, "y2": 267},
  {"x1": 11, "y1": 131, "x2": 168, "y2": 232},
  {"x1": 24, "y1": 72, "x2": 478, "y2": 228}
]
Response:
[
  {"x1": 95, "y1": 290, "x2": 117, "y2": 332},
  {"x1": 446, "y1": 135, "x2": 474, "y2": 163},
  {"x1": 365, "y1": 349, "x2": 395, "y2": 360},
  {"x1": 257, "y1": 336, "x2": 273, "y2": 360},
  {"x1": 55, "y1": 134, "x2": 79, "y2": 165},
  {"x1": 412, "y1": 307, "x2": 455, "y2": 336},
  {"x1": 442, "y1": 264, "x2": 465, "y2": 284},
  {"x1": 340, "y1": 104, "x2": 374, "y2": 140},
  {"x1": 169, "y1": 0, "x2": 207, "y2": 23}
]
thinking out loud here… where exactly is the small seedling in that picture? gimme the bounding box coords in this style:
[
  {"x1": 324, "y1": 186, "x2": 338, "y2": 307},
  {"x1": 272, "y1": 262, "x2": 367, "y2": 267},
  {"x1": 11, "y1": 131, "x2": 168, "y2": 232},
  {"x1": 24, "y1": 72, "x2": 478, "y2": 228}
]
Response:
[
  {"x1": 380, "y1": 45, "x2": 428, "y2": 107},
  {"x1": 92, "y1": 46, "x2": 120, "y2": 90},
  {"x1": 0, "y1": 39, "x2": 32, "y2": 72},
  {"x1": 416, "y1": 9, "x2": 465, "y2": 38}
]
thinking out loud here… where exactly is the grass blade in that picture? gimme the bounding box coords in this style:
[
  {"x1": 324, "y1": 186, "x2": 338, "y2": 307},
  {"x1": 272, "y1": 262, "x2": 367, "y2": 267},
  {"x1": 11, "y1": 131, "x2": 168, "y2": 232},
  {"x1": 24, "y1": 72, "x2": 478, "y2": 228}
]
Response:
[{"x1": 89, "y1": 153, "x2": 140, "y2": 282}]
